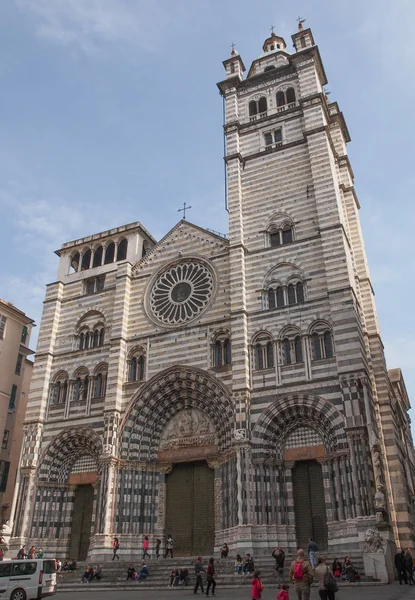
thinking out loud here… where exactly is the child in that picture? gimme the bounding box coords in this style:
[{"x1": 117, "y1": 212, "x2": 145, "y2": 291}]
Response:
[
  {"x1": 251, "y1": 570, "x2": 264, "y2": 600},
  {"x1": 277, "y1": 584, "x2": 289, "y2": 600}
]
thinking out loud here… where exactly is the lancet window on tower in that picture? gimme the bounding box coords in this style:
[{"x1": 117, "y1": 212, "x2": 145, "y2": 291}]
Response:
[
  {"x1": 249, "y1": 97, "x2": 268, "y2": 119},
  {"x1": 212, "y1": 335, "x2": 232, "y2": 367},
  {"x1": 268, "y1": 222, "x2": 294, "y2": 247},
  {"x1": 253, "y1": 335, "x2": 274, "y2": 370},
  {"x1": 276, "y1": 87, "x2": 296, "y2": 109}
]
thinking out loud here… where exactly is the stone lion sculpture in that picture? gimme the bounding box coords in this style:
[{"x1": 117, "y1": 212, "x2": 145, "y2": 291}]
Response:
[{"x1": 364, "y1": 528, "x2": 385, "y2": 553}]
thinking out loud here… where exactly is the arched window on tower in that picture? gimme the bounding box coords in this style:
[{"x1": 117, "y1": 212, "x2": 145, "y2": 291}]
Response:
[
  {"x1": 258, "y1": 96, "x2": 267, "y2": 113},
  {"x1": 54, "y1": 382, "x2": 61, "y2": 405},
  {"x1": 70, "y1": 252, "x2": 80, "y2": 273},
  {"x1": 296, "y1": 282, "x2": 304, "y2": 303},
  {"x1": 311, "y1": 332, "x2": 322, "y2": 360},
  {"x1": 288, "y1": 284, "x2": 296, "y2": 305},
  {"x1": 282, "y1": 338, "x2": 291, "y2": 365},
  {"x1": 94, "y1": 374, "x2": 103, "y2": 398},
  {"x1": 224, "y1": 339, "x2": 232, "y2": 365},
  {"x1": 117, "y1": 239, "x2": 128, "y2": 261},
  {"x1": 323, "y1": 330, "x2": 334, "y2": 358},
  {"x1": 255, "y1": 343, "x2": 264, "y2": 370},
  {"x1": 93, "y1": 246, "x2": 103, "y2": 268},
  {"x1": 104, "y1": 242, "x2": 115, "y2": 264},
  {"x1": 268, "y1": 288, "x2": 276, "y2": 309},
  {"x1": 286, "y1": 87, "x2": 296, "y2": 104},
  {"x1": 276, "y1": 91, "x2": 285, "y2": 107},
  {"x1": 127, "y1": 350, "x2": 146, "y2": 382},
  {"x1": 253, "y1": 335, "x2": 273, "y2": 370},
  {"x1": 81, "y1": 249, "x2": 91, "y2": 271},
  {"x1": 249, "y1": 101, "x2": 258, "y2": 116},
  {"x1": 212, "y1": 334, "x2": 232, "y2": 367},
  {"x1": 294, "y1": 336, "x2": 303, "y2": 363},
  {"x1": 277, "y1": 287, "x2": 285, "y2": 307},
  {"x1": 266, "y1": 341, "x2": 274, "y2": 368},
  {"x1": 214, "y1": 340, "x2": 223, "y2": 367},
  {"x1": 267, "y1": 221, "x2": 294, "y2": 247}
]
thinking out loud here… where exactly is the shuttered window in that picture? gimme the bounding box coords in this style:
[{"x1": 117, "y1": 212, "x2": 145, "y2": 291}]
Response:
[{"x1": 8, "y1": 385, "x2": 17, "y2": 412}]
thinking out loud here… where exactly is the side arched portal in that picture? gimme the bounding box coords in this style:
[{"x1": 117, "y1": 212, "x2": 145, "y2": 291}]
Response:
[
  {"x1": 28, "y1": 427, "x2": 103, "y2": 560},
  {"x1": 252, "y1": 394, "x2": 372, "y2": 550}
]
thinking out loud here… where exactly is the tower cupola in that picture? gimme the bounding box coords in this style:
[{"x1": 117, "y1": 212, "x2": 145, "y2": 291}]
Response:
[{"x1": 262, "y1": 32, "x2": 287, "y2": 53}]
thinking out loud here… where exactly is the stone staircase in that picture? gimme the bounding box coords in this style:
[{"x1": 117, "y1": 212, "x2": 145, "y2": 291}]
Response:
[{"x1": 57, "y1": 554, "x2": 383, "y2": 592}]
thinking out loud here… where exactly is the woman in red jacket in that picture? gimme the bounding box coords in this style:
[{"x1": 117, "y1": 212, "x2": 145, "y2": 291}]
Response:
[{"x1": 251, "y1": 570, "x2": 264, "y2": 600}]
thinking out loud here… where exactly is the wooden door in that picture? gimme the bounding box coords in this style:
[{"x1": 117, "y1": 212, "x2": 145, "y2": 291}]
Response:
[
  {"x1": 68, "y1": 484, "x2": 94, "y2": 561},
  {"x1": 165, "y1": 461, "x2": 214, "y2": 556},
  {"x1": 292, "y1": 460, "x2": 328, "y2": 550}
]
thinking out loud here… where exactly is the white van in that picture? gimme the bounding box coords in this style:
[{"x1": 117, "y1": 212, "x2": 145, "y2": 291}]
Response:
[{"x1": 0, "y1": 559, "x2": 56, "y2": 600}]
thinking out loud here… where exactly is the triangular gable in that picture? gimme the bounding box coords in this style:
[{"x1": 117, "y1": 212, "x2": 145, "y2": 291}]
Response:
[{"x1": 132, "y1": 220, "x2": 229, "y2": 276}]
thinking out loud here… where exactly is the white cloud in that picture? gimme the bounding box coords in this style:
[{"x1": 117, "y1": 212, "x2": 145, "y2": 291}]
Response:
[{"x1": 16, "y1": 0, "x2": 186, "y2": 55}]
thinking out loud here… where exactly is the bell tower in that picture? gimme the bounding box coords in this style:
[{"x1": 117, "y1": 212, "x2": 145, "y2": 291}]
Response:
[{"x1": 217, "y1": 21, "x2": 415, "y2": 552}]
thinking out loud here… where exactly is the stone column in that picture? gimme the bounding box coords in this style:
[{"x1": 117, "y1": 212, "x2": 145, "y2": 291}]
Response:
[
  {"x1": 87, "y1": 376, "x2": 96, "y2": 415},
  {"x1": 333, "y1": 457, "x2": 344, "y2": 521},
  {"x1": 284, "y1": 461, "x2": 295, "y2": 526},
  {"x1": 20, "y1": 468, "x2": 37, "y2": 539},
  {"x1": 318, "y1": 458, "x2": 333, "y2": 522},
  {"x1": 347, "y1": 433, "x2": 363, "y2": 517}
]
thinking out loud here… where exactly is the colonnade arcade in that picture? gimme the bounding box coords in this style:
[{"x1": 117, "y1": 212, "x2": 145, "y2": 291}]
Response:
[{"x1": 11, "y1": 367, "x2": 377, "y2": 559}]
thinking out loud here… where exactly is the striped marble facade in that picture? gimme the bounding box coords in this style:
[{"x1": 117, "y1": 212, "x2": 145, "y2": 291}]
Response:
[{"x1": 9, "y1": 25, "x2": 415, "y2": 559}]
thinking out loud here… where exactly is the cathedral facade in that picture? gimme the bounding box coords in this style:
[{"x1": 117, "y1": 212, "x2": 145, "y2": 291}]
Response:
[{"x1": 10, "y1": 24, "x2": 415, "y2": 560}]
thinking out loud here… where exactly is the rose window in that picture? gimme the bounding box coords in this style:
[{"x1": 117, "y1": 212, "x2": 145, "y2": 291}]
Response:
[{"x1": 149, "y1": 261, "x2": 214, "y2": 325}]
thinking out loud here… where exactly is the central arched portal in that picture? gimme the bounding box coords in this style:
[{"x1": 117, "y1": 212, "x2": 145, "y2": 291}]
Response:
[{"x1": 119, "y1": 366, "x2": 235, "y2": 552}]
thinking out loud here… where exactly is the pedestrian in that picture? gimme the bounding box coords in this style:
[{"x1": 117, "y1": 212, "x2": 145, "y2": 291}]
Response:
[
  {"x1": 289, "y1": 548, "x2": 313, "y2": 600},
  {"x1": 395, "y1": 549, "x2": 407, "y2": 584},
  {"x1": 137, "y1": 562, "x2": 149, "y2": 583},
  {"x1": 126, "y1": 564, "x2": 136, "y2": 580},
  {"x1": 28, "y1": 545, "x2": 36, "y2": 559},
  {"x1": 331, "y1": 559, "x2": 341, "y2": 578},
  {"x1": 81, "y1": 565, "x2": 94, "y2": 583},
  {"x1": 206, "y1": 557, "x2": 216, "y2": 597},
  {"x1": 143, "y1": 535, "x2": 150, "y2": 560},
  {"x1": 342, "y1": 556, "x2": 356, "y2": 582},
  {"x1": 272, "y1": 546, "x2": 286, "y2": 585},
  {"x1": 155, "y1": 538, "x2": 161, "y2": 559},
  {"x1": 165, "y1": 534, "x2": 174, "y2": 559},
  {"x1": 169, "y1": 568, "x2": 179, "y2": 587},
  {"x1": 179, "y1": 567, "x2": 189, "y2": 585},
  {"x1": 307, "y1": 538, "x2": 318, "y2": 569},
  {"x1": 0, "y1": 549, "x2": 3, "y2": 562},
  {"x1": 94, "y1": 565, "x2": 102, "y2": 581},
  {"x1": 37, "y1": 548, "x2": 44, "y2": 559},
  {"x1": 17, "y1": 545, "x2": 26, "y2": 560},
  {"x1": 251, "y1": 570, "x2": 264, "y2": 600},
  {"x1": 243, "y1": 553, "x2": 255, "y2": 574},
  {"x1": 277, "y1": 584, "x2": 290, "y2": 600},
  {"x1": 55, "y1": 559, "x2": 61, "y2": 571},
  {"x1": 314, "y1": 556, "x2": 338, "y2": 600},
  {"x1": 221, "y1": 543, "x2": 229, "y2": 558},
  {"x1": 194, "y1": 556, "x2": 205, "y2": 594},
  {"x1": 234, "y1": 554, "x2": 243, "y2": 575},
  {"x1": 405, "y1": 548, "x2": 415, "y2": 585},
  {"x1": 112, "y1": 537, "x2": 120, "y2": 560}
]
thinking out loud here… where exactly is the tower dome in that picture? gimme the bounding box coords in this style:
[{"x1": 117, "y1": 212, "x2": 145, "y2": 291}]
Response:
[{"x1": 262, "y1": 32, "x2": 286, "y2": 54}]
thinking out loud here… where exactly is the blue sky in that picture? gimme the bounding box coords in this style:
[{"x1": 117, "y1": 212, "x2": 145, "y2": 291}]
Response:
[{"x1": 1, "y1": 1, "x2": 414, "y2": 425}]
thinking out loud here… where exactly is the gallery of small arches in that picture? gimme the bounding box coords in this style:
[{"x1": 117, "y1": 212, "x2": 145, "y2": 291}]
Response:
[
  {"x1": 248, "y1": 88, "x2": 296, "y2": 116},
  {"x1": 252, "y1": 322, "x2": 334, "y2": 370},
  {"x1": 69, "y1": 238, "x2": 128, "y2": 273},
  {"x1": 50, "y1": 364, "x2": 108, "y2": 405}
]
